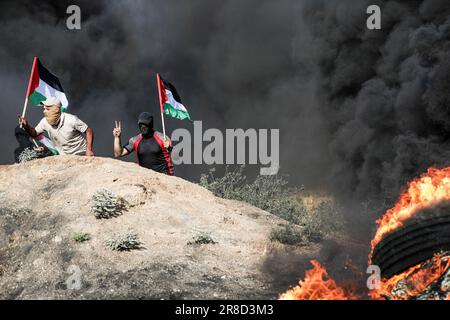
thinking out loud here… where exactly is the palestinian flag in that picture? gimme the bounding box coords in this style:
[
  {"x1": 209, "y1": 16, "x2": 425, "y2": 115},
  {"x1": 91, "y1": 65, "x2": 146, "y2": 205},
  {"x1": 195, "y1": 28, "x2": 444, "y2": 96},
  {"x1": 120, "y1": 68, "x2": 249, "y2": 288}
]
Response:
[
  {"x1": 157, "y1": 74, "x2": 191, "y2": 121},
  {"x1": 35, "y1": 134, "x2": 59, "y2": 155},
  {"x1": 26, "y1": 57, "x2": 69, "y2": 111}
]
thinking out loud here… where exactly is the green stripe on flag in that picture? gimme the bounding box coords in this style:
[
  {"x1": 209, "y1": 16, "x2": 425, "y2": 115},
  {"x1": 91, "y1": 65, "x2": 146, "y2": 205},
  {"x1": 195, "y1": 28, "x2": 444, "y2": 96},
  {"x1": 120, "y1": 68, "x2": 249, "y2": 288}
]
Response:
[
  {"x1": 29, "y1": 90, "x2": 67, "y2": 112},
  {"x1": 164, "y1": 103, "x2": 192, "y2": 121},
  {"x1": 48, "y1": 148, "x2": 59, "y2": 155},
  {"x1": 29, "y1": 91, "x2": 46, "y2": 106}
]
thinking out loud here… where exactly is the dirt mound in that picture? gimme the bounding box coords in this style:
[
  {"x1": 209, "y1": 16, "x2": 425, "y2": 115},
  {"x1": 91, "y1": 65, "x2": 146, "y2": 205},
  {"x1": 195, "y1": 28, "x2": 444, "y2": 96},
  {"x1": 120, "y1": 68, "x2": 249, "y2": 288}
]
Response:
[{"x1": 0, "y1": 156, "x2": 288, "y2": 299}]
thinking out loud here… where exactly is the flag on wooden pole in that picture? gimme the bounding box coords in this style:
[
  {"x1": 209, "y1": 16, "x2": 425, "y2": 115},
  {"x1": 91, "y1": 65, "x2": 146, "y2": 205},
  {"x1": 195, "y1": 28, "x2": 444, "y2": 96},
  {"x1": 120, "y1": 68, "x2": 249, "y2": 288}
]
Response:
[
  {"x1": 26, "y1": 57, "x2": 69, "y2": 111},
  {"x1": 156, "y1": 74, "x2": 191, "y2": 121}
]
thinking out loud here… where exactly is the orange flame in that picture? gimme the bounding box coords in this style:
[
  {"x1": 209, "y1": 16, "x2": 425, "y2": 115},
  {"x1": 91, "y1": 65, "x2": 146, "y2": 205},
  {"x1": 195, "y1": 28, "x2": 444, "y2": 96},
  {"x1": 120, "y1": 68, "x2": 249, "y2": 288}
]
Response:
[
  {"x1": 279, "y1": 167, "x2": 450, "y2": 300},
  {"x1": 367, "y1": 167, "x2": 450, "y2": 299},
  {"x1": 278, "y1": 260, "x2": 356, "y2": 300},
  {"x1": 370, "y1": 167, "x2": 450, "y2": 256},
  {"x1": 370, "y1": 255, "x2": 450, "y2": 300}
]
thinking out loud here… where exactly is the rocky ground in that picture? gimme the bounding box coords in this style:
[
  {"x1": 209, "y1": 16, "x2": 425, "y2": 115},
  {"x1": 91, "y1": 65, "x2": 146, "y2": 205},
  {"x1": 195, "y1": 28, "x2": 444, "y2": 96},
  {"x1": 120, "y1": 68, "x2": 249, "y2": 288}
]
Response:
[{"x1": 0, "y1": 156, "x2": 338, "y2": 300}]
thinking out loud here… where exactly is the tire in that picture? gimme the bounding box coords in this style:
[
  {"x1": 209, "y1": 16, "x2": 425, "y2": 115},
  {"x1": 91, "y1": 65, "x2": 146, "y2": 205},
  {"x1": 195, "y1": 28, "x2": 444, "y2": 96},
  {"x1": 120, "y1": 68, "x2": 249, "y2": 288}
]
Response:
[{"x1": 371, "y1": 202, "x2": 450, "y2": 279}]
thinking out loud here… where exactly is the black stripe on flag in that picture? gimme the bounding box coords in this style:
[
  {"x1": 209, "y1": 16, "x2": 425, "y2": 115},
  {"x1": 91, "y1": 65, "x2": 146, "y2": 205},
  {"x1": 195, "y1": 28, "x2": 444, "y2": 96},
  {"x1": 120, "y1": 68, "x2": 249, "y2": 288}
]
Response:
[
  {"x1": 37, "y1": 59, "x2": 65, "y2": 92},
  {"x1": 161, "y1": 76, "x2": 182, "y2": 103}
]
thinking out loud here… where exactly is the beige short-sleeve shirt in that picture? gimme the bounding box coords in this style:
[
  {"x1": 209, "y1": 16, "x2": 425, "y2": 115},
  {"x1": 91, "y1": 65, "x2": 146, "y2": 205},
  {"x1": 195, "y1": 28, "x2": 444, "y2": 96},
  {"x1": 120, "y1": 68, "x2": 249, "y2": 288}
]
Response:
[{"x1": 35, "y1": 113, "x2": 88, "y2": 155}]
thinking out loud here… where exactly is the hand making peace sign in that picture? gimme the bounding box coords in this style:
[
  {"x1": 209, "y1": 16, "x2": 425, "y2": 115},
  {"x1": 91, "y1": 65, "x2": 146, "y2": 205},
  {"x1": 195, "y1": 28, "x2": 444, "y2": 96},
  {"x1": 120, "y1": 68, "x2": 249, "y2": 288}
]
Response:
[{"x1": 113, "y1": 120, "x2": 121, "y2": 138}]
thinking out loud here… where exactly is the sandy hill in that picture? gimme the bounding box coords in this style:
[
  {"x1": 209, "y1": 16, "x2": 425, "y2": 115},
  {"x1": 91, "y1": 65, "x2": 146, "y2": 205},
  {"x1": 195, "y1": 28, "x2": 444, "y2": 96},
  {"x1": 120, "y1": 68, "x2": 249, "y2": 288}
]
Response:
[{"x1": 0, "y1": 156, "x2": 311, "y2": 299}]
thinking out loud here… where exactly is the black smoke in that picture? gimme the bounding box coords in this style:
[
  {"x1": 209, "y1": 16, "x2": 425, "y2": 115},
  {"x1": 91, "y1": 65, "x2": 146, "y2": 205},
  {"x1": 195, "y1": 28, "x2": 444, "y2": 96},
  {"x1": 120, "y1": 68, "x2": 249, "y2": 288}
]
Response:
[
  {"x1": 1, "y1": 0, "x2": 450, "y2": 222},
  {"x1": 299, "y1": 0, "x2": 450, "y2": 222}
]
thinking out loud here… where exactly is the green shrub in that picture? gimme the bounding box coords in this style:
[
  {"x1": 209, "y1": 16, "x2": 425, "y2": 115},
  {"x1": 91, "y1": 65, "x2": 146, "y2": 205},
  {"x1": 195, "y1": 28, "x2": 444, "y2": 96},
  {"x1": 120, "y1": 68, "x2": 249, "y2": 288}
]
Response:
[
  {"x1": 72, "y1": 232, "x2": 90, "y2": 243},
  {"x1": 106, "y1": 233, "x2": 143, "y2": 251},
  {"x1": 200, "y1": 167, "x2": 305, "y2": 223},
  {"x1": 200, "y1": 167, "x2": 345, "y2": 244},
  {"x1": 91, "y1": 189, "x2": 128, "y2": 219},
  {"x1": 314, "y1": 201, "x2": 345, "y2": 233},
  {"x1": 270, "y1": 224, "x2": 304, "y2": 245},
  {"x1": 188, "y1": 232, "x2": 217, "y2": 245},
  {"x1": 298, "y1": 213, "x2": 324, "y2": 243},
  {"x1": 199, "y1": 167, "x2": 247, "y2": 200}
]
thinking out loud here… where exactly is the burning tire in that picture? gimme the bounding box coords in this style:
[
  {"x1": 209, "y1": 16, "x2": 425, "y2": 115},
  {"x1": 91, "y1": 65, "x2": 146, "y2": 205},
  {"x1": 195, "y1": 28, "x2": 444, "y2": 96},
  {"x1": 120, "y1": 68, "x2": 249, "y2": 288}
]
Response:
[{"x1": 371, "y1": 202, "x2": 450, "y2": 279}]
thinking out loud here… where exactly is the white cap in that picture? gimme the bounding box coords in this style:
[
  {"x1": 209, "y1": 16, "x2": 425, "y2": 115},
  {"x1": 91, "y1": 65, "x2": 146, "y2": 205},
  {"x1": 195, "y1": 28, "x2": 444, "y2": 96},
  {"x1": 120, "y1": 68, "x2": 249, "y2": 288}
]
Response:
[{"x1": 40, "y1": 96, "x2": 62, "y2": 107}]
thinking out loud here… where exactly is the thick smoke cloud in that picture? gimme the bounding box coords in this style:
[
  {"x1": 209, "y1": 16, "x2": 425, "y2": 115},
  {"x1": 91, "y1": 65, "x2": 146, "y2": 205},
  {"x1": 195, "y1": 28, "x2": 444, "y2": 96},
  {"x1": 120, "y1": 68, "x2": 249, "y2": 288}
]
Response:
[
  {"x1": 298, "y1": 0, "x2": 450, "y2": 217},
  {"x1": 1, "y1": 0, "x2": 450, "y2": 221}
]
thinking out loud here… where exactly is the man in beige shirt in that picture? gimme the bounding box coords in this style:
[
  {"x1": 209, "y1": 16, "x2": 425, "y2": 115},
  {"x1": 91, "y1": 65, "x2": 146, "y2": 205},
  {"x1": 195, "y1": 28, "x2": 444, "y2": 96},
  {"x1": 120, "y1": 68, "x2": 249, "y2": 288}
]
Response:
[{"x1": 19, "y1": 97, "x2": 94, "y2": 156}]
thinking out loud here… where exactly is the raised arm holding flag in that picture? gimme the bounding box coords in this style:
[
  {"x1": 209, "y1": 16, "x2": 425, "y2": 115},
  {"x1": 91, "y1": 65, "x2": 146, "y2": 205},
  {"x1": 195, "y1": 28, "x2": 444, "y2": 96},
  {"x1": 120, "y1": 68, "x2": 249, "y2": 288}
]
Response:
[{"x1": 18, "y1": 57, "x2": 94, "y2": 157}]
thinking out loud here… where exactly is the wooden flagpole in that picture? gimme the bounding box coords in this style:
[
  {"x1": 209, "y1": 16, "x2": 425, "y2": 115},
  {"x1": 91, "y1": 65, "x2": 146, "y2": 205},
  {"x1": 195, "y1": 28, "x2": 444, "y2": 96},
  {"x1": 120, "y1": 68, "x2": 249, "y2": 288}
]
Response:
[
  {"x1": 156, "y1": 73, "x2": 166, "y2": 140},
  {"x1": 20, "y1": 57, "x2": 38, "y2": 128},
  {"x1": 22, "y1": 57, "x2": 38, "y2": 117}
]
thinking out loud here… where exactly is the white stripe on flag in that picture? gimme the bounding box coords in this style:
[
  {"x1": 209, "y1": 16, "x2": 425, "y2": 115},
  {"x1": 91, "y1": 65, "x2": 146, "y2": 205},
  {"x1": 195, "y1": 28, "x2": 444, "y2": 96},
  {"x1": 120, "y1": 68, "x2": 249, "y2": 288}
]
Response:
[
  {"x1": 35, "y1": 78, "x2": 69, "y2": 110},
  {"x1": 165, "y1": 89, "x2": 187, "y2": 112}
]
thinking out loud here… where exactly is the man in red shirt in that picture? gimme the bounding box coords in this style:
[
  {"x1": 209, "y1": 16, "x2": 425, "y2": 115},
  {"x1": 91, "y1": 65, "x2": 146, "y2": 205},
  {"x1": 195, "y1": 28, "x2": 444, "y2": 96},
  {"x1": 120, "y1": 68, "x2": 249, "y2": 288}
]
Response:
[{"x1": 113, "y1": 112, "x2": 173, "y2": 176}]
